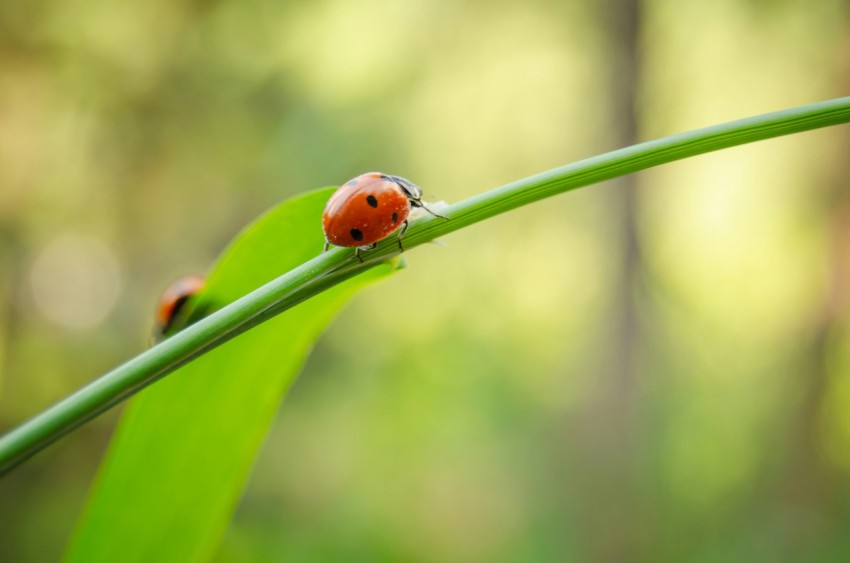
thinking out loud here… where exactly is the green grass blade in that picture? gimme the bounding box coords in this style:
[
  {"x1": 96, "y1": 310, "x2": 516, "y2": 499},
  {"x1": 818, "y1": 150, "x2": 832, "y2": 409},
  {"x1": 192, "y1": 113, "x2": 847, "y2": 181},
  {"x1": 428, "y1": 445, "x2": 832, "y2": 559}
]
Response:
[
  {"x1": 1, "y1": 96, "x2": 849, "y2": 474},
  {"x1": 64, "y1": 189, "x2": 396, "y2": 563}
]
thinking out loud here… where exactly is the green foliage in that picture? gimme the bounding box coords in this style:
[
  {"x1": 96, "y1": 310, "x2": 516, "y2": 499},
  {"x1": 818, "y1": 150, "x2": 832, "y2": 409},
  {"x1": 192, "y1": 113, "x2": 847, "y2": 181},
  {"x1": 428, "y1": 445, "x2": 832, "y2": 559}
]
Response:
[
  {"x1": 3, "y1": 2, "x2": 850, "y2": 560},
  {"x1": 0, "y1": 97, "x2": 848, "y2": 561},
  {"x1": 64, "y1": 189, "x2": 396, "y2": 562},
  {"x1": 2, "y1": 97, "x2": 850, "y2": 476}
]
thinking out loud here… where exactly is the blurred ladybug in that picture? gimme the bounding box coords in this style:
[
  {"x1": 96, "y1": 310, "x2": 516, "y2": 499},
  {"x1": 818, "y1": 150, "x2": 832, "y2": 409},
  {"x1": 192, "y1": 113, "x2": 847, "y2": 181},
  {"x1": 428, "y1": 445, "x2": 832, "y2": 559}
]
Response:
[
  {"x1": 154, "y1": 275, "x2": 205, "y2": 339},
  {"x1": 322, "y1": 172, "x2": 447, "y2": 261}
]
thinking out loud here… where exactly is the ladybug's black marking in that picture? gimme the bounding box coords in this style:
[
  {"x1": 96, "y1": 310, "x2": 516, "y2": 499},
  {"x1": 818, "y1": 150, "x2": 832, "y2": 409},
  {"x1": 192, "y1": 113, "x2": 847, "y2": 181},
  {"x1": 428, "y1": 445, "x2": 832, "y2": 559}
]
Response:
[
  {"x1": 392, "y1": 212, "x2": 398, "y2": 222},
  {"x1": 366, "y1": 195, "x2": 378, "y2": 208},
  {"x1": 350, "y1": 228, "x2": 364, "y2": 242},
  {"x1": 347, "y1": 179, "x2": 358, "y2": 187}
]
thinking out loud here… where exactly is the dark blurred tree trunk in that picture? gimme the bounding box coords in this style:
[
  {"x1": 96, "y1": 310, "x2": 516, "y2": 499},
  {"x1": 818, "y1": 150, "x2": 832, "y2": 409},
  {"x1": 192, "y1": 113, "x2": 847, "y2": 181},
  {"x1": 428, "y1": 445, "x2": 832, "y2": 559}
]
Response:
[{"x1": 573, "y1": 0, "x2": 646, "y2": 560}]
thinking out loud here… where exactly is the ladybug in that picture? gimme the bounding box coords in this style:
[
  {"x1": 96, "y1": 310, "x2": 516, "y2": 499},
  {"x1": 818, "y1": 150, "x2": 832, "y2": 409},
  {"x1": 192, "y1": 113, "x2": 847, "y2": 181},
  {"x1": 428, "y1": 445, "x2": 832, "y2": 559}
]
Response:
[
  {"x1": 322, "y1": 172, "x2": 447, "y2": 261},
  {"x1": 154, "y1": 275, "x2": 205, "y2": 339}
]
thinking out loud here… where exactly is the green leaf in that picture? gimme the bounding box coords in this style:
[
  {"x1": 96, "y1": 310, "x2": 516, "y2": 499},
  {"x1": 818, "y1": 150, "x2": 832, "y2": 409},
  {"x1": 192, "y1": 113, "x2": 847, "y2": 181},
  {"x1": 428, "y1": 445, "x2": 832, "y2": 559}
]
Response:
[{"x1": 64, "y1": 188, "x2": 396, "y2": 563}]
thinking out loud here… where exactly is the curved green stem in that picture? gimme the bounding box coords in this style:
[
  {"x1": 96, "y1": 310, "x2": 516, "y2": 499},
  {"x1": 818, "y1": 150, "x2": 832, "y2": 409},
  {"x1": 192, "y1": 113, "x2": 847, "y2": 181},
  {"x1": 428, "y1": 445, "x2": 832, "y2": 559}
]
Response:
[{"x1": 1, "y1": 96, "x2": 849, "y2": 475}]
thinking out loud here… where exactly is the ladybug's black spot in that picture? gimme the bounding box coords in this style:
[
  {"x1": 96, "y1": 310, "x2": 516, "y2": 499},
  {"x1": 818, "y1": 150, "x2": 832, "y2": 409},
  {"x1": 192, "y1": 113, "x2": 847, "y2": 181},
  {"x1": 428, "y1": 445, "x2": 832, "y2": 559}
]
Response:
[
  {"x1": 366, "y1": 195, "x2": 378, "y2": 208},
  {"x1": 347, "y1": 179, "x2": 358, "y2": 186},
  {"x1": 350, "y1": 228, "x2": 364, "y2": 242},
  {"x1": 392, "y1": 212, "x2": 398, "y2": 222}
]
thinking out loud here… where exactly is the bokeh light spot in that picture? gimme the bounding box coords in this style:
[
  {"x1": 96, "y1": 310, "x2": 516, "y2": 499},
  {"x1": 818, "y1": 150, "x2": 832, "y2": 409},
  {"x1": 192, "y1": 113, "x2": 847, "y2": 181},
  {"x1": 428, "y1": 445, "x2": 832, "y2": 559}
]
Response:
[{"x1": 29, "y1": 233, "x2": 122, "y2": 330}]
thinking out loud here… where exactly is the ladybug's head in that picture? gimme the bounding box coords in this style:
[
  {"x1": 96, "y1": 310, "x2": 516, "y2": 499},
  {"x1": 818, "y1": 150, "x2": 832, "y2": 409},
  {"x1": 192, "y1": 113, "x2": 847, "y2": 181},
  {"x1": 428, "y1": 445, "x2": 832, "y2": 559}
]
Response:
[{"x1": 385, "y1": 174, "x2": 422, "y2": 201}]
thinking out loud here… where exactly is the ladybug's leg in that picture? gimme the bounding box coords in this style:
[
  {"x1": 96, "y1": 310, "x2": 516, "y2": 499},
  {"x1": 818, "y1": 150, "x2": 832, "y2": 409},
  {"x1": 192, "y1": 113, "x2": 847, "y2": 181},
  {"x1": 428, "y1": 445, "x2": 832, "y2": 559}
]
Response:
[
  {"x1": 354, "y1": 243, "x2": 377, "y2": 263},
  {"x1": 323, "y1": 238, "x2": 330, "y2": 252},
  {"x1": 396, "y1": 219, "x2": 410, "y2": 251}
]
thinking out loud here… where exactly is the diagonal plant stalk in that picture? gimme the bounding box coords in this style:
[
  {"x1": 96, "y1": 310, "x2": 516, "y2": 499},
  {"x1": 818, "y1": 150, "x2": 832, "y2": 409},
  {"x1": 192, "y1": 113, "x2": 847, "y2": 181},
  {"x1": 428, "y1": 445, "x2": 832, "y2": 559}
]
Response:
[{"x1": 1, "y1": 96, "x2": 850, "y2": 475}]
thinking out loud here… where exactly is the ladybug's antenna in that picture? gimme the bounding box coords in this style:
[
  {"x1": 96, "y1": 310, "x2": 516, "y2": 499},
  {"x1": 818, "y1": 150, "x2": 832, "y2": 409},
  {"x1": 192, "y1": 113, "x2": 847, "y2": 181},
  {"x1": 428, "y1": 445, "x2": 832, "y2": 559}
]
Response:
[
  {"x1": 411, "y1": 199, "x2": 448, "y2": 220},
  {"x1": 385, "y1": 173, "x2": 449, "y2": 220}
]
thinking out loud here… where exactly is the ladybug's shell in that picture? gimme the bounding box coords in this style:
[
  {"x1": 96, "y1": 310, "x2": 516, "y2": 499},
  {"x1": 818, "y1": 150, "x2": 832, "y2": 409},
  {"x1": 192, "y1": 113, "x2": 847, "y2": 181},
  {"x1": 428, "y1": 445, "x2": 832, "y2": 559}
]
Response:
[
  {"x1": 322, "y1": 173, "x2": 411, "y2": 247},
  {"x1": 156, "y1": 275, "x2": 205, "y2": 334}
]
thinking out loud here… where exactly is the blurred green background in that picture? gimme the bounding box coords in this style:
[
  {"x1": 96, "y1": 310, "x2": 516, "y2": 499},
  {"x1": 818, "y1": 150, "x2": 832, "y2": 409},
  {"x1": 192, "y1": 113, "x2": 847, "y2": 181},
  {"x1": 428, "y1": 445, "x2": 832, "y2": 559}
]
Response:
[{"x1": 2, "y1": 0, "x2": 850, "y2": 561}]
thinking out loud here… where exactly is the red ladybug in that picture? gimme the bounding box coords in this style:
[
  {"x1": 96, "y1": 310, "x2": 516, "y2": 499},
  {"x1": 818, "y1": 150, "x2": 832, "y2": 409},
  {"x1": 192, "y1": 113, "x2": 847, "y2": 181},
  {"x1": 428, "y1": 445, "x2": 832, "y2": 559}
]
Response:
[
  {"x1": 154, "y1": 275, "x2": 205, "y2": 338},
  {"x1": 322, "y1": 172, "x2": 447, "y2": 261}
]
